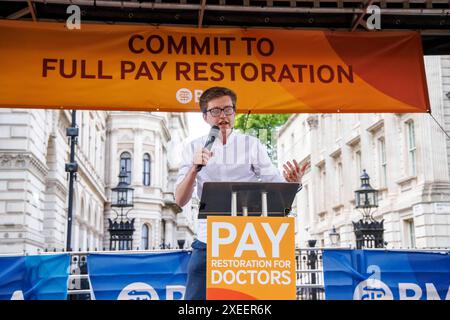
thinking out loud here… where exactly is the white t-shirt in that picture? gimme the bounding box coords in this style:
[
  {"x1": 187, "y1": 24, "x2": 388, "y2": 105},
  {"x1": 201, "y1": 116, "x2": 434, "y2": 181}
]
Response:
[{"x1": 174, "y1": 130, "x2": 284, "y2": 244}]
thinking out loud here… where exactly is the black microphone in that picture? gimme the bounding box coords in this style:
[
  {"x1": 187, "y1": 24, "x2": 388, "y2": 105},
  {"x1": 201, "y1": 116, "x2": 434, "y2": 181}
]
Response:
[{"x1": 196, "y1": 125, "x2": 220, "y2": 172}]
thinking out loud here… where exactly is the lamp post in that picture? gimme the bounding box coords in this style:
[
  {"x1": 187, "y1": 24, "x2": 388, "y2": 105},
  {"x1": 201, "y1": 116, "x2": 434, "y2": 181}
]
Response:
[
  {"x1": 353, "y1": 169, "x2": 384, "y2": 249},
  {"x1": 65, "y1": 110, "x2": 78, "y2": 252},
  {"x1": 329, "y1": 226, "x2": 340, "y2": 247},
  {"x1": 108, "y1": 167, "x2": 135, "y2": 250},
  {"x1": 306, "y1": 239, "x2": 318, "y2": 300}
]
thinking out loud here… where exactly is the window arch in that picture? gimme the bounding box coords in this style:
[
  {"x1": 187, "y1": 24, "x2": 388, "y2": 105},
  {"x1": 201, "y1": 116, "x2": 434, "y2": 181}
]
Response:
[
  {"x1": 120, "y1": 152, "x2": 132, "y2": 184},
  {"x1": 143, "y1": 153, "x2": 151, "y2": 186},
  {"x1": 141, "y1": 224, "x2": 150, "y2": 250}
]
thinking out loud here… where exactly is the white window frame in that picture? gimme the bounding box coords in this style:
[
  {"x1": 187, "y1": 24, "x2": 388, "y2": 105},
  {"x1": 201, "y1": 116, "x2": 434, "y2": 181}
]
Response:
[
  {"x1": 141, "y1": 224, "x2": 150, "y2": 250},
  {"x1": 406, "y1": 121, "x2": 417, "y2": 177},
  {"x1": 119, "y1": 151, "x2": 133, "y2": 185},
  {"x1": 378, "y1": 137, "x2": 387, "y2": 188},
  {"x1": 143, "y1": 153, "x2": 151, "y2": 186}
]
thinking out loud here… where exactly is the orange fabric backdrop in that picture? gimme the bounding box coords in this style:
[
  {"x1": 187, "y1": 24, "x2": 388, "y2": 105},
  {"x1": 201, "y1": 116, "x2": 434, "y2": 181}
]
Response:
[{"x1": 0, "y1": 20, "x2": 430, "y2": 113}]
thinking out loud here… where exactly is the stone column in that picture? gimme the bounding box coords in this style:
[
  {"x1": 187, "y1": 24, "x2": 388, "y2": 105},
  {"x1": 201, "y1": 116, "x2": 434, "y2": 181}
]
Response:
[
  {"x1": 165, "y1": 219, "x2": 174, "y2": 248},
  {"x1": 155, "y1": 132, "x2": 162, "y2": 189},
  {"x1": 133, "y1": 128, "x2": 143, "y2": 186},
  {"x1": 108, "y1": 128, "x2": 119, "y2": 187}
]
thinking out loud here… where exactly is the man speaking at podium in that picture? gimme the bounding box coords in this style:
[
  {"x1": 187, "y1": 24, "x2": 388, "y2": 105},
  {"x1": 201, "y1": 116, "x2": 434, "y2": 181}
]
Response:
[{"x1": 174, "y1": 86, "x2": 307, "y2": 300}]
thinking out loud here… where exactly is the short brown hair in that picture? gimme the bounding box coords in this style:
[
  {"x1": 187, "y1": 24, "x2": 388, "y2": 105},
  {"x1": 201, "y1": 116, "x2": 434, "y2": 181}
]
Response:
[{"x1": 199, "y1": 87, "x2": 237, "y2": 113}]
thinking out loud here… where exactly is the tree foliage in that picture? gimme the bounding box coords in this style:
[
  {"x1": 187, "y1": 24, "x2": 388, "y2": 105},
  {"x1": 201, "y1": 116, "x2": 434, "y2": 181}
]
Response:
[
  {"x1": 234, "y1": 113, "x2": 291, "y2": 162},
  {"x1": 235, "y1": 114, "x2": 291, "y2": 131}
]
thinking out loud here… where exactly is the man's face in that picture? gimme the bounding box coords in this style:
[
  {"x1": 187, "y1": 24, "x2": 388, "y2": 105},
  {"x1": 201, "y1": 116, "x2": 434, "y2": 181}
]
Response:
[{"x1": 202, "y1": 95, "x2": 235, "y2": 131}]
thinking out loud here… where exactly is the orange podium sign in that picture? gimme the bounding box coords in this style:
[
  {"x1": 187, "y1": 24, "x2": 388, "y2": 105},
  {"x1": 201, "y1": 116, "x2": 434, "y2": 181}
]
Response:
[{"x1": 206, "y1": 216, "x2": 296, "y2": 300}]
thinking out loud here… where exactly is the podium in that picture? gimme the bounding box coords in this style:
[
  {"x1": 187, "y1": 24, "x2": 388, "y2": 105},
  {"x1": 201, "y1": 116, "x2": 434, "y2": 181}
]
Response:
[
  {"x1": 199, "y1": 181, "x2": 300, "y2": 218},
  {"x1": 202, "y1": 182, "x2": 299, "y2": 300}
]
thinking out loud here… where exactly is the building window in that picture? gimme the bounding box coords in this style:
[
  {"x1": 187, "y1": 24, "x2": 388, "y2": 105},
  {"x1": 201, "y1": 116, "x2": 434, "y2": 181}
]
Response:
[
  {"x1": 406, "y1": 121, "x2": 417, "y2": 176},
  {"x1": 141, "y1": 224, "x2": 149, "y2": 250},
  {"x1": 143, "y1": 153, "x2": 151, "y2": 186},
  {"x1": 120, "y1": 152, "x2": 132, "y2": 184},
  {"x1": 161, "y1": 220, "x2": 166, "y2": 248},
  {"x1": 378, "y1": 137, "x2": 387, "y2": 187},
  {"x1": 403, "y1": 218, "x2": 416, "y2": 248}
]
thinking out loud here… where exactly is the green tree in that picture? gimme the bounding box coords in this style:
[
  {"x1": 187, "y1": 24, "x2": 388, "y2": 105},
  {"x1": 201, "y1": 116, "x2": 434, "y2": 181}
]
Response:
[{"x1": 234, "y1": 113, "x2": 291, "y2": 163}]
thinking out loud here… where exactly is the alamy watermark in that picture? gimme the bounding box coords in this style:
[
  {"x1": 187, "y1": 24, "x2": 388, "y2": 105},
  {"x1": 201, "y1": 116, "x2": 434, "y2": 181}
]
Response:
[
  {"x1": 366, "y1": 5, "x2": 381, "y2": 30},
  {"x1": 66, "y1": 5, "x2": 81, "y2": 30}
]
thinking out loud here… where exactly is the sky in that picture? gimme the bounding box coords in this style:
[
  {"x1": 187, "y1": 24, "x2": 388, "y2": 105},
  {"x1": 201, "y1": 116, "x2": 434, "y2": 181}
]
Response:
[{"x1": 185, "y1": 112, "x2": 210, "y2": 142}]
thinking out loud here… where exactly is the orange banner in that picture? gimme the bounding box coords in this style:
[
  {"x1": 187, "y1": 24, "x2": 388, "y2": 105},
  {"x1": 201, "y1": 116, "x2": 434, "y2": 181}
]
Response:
[
  {"x1": 207, "y1": 216, "x2": 296, "y2": 300},
  {"x1": 0, "y1": 20, "x2": 429, "y2": 113}
]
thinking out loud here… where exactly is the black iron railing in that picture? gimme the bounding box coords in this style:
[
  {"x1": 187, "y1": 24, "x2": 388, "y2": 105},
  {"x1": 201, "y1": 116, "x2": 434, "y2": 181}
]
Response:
[
  {"x1": 295, "y1": 248, "x2": 325, "y2": 300},
  {"x1": 64, "y1": 248, "x2": 326, "y2": 300}
]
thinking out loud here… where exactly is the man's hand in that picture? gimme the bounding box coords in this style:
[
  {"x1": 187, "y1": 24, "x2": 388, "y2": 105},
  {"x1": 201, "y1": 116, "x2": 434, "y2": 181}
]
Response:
[
  {"x1": 193, "y1": 148, "x2": 213, "y2": 166},
  {"x1": 283, "y1": 160, "x2": 310, "y2": 184},
  {"x1": 176, "y1": 147, "x2": 214, "y2": 207}
]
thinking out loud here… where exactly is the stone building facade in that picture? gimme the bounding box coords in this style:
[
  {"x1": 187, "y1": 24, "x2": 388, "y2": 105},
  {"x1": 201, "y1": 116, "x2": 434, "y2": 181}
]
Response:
[
  {"x1": 277, "y1": 56, "x2": 450, "y2": 249},
  {"x1": 0, "y1": 109, "x2": 195, "y2": 254}
]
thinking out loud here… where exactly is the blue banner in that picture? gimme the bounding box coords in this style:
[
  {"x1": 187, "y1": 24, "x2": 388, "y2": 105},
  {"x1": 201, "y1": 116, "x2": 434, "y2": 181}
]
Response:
[
  {"x1": 323, "y1": 249, "x2": 450, "y2": 300},
  {"x1": 87, "y1": 251, "x2": 191, "y2": 300},
  {"x1": 0, "y1": 254, "x2": 70, "y2": 300}
]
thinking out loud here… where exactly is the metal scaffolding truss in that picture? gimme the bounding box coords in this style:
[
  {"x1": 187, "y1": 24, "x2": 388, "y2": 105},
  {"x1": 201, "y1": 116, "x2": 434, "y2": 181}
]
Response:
[{"x1": 1, "y1": 0, "x2": 449, "y2": 53}]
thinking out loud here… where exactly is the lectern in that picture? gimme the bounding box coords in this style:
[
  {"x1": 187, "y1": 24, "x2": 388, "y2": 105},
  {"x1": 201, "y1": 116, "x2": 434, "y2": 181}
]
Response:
[
  {"x1": 199, "y1": 181, "x2": 300, "y2": 218},
  {"x1": 202, "y1": 182, "x2": 300, "y2": 300}
]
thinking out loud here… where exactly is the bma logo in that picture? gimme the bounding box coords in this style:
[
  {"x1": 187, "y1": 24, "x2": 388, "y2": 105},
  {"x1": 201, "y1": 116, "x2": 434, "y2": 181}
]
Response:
[
  {"x1": 118, "y1": 282, "x2": 158, "y2": 300},
  {"x1": 353, "y1": 265, "x2": 394, "y2": 300},
  {"x1": 118, "y1": 282, "x2": 185, "y2": 300},
  {"x1": 176, "y1": 88, "x2": 203, "y2": 104},
  {"x1": 10, "y1": 290, "x2": 24, "y2": 300},
  {"x1": 176, "y1": 88, "x2": 193, "y2": 104},
  {"x1": 353, "y1": 279, "x2": 394, "y2": 300}
]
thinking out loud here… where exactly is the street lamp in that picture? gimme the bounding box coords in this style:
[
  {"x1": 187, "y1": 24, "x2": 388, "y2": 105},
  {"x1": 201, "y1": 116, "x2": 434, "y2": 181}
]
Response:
[
  {"x1": 353, "y1": 169, "x2": 384, "y2": 249},
  {"x1": 111, "y1": 167, "x2": 134, "y2": 208},
  {"x1": 355, "y1": 169, "x2": 378, "y2": 220},
  {"x1": 177, "y1": 239, "x2": 185, "y2": 249},
  {"x1": 306, "y1": 240, "x2": 318, "y2": 300},
  {"x1": 108, "y1": 167, "x2": 135, "y2": 250},
  {"x1": 329, "y1": 226, "x2": 340, "y2": 247}
]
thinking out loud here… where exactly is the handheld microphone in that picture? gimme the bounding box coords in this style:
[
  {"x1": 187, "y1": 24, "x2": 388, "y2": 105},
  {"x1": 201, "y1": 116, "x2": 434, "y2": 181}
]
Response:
[{"x1": 196, "y1": 125, "x2": 220, "y2": 172}]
